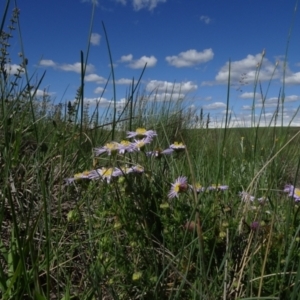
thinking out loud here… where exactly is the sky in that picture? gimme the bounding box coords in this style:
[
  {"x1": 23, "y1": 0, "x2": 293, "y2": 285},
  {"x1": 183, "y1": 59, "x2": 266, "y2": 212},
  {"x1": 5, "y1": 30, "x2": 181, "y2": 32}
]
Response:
[{"x1": 2, "y1": 0, "x2": 300, "y2": 127}]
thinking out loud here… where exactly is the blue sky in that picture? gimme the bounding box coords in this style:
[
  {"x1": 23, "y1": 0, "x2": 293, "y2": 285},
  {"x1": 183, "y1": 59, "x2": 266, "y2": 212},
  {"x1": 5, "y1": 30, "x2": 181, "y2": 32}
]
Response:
[{"x1": 3, "y1": 0, "x2": 300, "y2": 126}]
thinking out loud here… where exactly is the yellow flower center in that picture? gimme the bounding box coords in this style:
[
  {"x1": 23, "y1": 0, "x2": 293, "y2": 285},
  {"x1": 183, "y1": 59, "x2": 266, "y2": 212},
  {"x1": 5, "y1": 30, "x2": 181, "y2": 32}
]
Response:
[
  {"x1": 174, "y1": 182, "x2": 188, "y2": 193},
  {"x1": 173, "y1": 142, "x2": 183, "y2": 147},
  {"x1": 295, "y1": 188, "x2": 300, "y2": 197},
  {"x1": 195, "y1": 183, "x2": 203, "y2": 189},
  {"x1": 174, "y1": 184, "x2": 180, "y2": 193},
  {"x1": 101, "y1": 168, "x2": 114, "y2": 177},
  {"x1": 120, "y1": 140, "x2": 130, "y2": 146},
  {"x1": 106, "y1": 142, "x2": 118, "y2": 150},
  {"x1": 136, "y1": 128, "x2": 147, "y2": 134}
]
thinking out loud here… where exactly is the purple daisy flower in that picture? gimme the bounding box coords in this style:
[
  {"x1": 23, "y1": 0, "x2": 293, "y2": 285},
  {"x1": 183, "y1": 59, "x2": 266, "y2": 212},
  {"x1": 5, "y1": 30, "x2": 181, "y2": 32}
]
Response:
[
  {"x1": 126, "y1": 127, "x2": 157, "y2": 139},
  {"x1": 284, "y1": 184, "x2": 300, "y2": 201},
  {"x1": 208, "y1": 184, "x2": 229, "y2": 191},
  {"x1": 146, "y1": 148, "x2": 174, "y2": 158},
  {"x1": 131, "y1": 137, "x2": 152, "y2": 151},
  {"x1": 94, "y1": 142, "x2": 120, "y2": 156},
  {"x1": 88, "y1": 167, "x2": 121, "y2": 183},
  {"x1": 118, "y1": 140, "x2": 135, "y2": 154},
  {"x1": 169, "y1": 142, "x2": 185, "y2": 152},
  {"x1": 168, "y1": 176, "x2": 188, "y2": 199},
  {"x1": 65, "y1": 170, "x2": 91, "y2": 185},
  {"x1": 189, "y1": 183, "x2": 205, "y2": 193}
]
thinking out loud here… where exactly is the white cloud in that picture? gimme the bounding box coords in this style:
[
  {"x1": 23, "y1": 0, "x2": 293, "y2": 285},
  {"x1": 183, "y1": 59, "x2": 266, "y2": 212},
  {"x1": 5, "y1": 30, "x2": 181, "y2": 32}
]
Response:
[
  {"x1": 59, "y1": 62, "x2": 95, "y2": 73},
  {"x1": 221, "y1": 109, "x2": 233, "y2": 114},
  {"x1": 31, "y1": 89, "x2": 50, "y2": 97},
  {"x1": 90, "y1": 33, "x2": 101, "y2": 45},
  {"x1": 84, "y1": 97, "x2": 126, "y2": 108},
  {"x1": 213, "y1": 53, "x2": 279, "y2": 85},
  {"x1": 203, "y1": 102, "x2": 226, "y2": 110},
  {"x1": 94, "y1": 87, "x2": 104, "y2": 94},
  {"x1": 132, "y1": 0, "x2": 167, "y2": 11},
  {"x1": 285, "y1": 95, "x2": 300, "y2": 102},
  {"x1": 148, "y1": 92, "x2": 185, "y2": 102},
  {"x1": 40, "y1": 59, "x2": 95, "y2": 74},
  {"x1": 120, "y1": 54, "x2": 157, "y2": 69},
  {"x1": 200, "y1": 15, "x2": 212, "y2": 24},
  {"x1": 85, "y1": 74, "x2": 106, "y2": 84},
  {"x1": 240, "y1": 92, "x2": 260, "y2": 99},
  {"x1": 146, "y1": 80, "x2": 198, "y2": 93},
  {"x1": 40, "y1": 59, "x2": 56, "y2": 67},
  {"x1": 4, "y1": 63, "x2": 24, "y2": 74},
  {"x1": 115, "y1": 0, "x2": 166, "y2": 10},
  {"x1": 284, "y1": 72, "x2": 300, "y2": 85},
  {"x1": 242, "y1": 105, "x2": 253, "y2": 110},
  {"x1": 166, "y1": 49, "x2": 214, "y2": 68},
  {"x1": 116, "y1": 78, "x2": 133, "y2": 84},
  {"x1": 120, "y1": 54, "x2": 133, "y2": 62}
]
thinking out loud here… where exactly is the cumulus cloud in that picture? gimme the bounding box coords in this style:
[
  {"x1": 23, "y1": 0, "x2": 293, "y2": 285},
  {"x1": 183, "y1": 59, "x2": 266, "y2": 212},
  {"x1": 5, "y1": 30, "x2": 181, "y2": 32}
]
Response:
[
  {"x1": 116, "y1": 78, "x2": 133, "y2": 84},
  {"x1": 284, "y1": 72, "x2": 300, "y2": 85},
  {"x1": 166, "y1": 49, "x2": 214, "y2": 68},
  {"x1": 200, "y1": 15, "x2": 212, "y2": 24},
  {"x1": 39, "y1": 59, "x2": 95, "y2": 74},
  {"x1": 85, "y1": 74, "x2": 106, "y2": 84},
  {"x1": 120, "y1": 54, "x2": 157, "y2": 69},
  {"x1": 203, "y1": 102, "x2": 226, "y2": 110},
  {"x1": 90, "y1": 33, "x2": 101, "y2": 45},
  {"x1": 120, "y1": 54, "x2": 133, "y2": 62},
  {"x1": 59, "y1": 62, "x2": 94, "y2": 73},
  {"x1": 118, "y1": 0, "x2": 167, "y2": 11},
  {"x1": 212, "y1": 53, "x2": 279, "y2": 85},
  {"x1": 32, "y1": 89, "x2": 51, "y2": 97},
  {"x1": 40, "y1": 59, "x2": 56, "y2": 67},
  {"x1": 4, "y1": 63, "x2": 24, "y2": 74},
  {"x1": 146, "y1": 80, "x2": 198, "y2": 93},
  {"x1": 84, "y1": 97, "x2": 126, "y2": 108},
  {"x1": 147, "y1": 92, "x2": 185, "y2": 102},
  {"x1": 240, "y1": 92, "x2": 260, "y2": 99},
  {"x1": 94, "y1": 87, "x2": 104, "y2": 94}
]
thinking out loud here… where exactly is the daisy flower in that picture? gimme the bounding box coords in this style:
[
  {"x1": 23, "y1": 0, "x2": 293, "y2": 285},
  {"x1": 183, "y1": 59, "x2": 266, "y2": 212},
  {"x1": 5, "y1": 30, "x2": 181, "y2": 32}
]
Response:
[
  {"x1": 117, "y1": 165, "x2": 135, "y2": 175},
  {"x1": 88, "y1": 167, "x2": 120, "y2": 183},
  {"x1": 189, "y1": 183, "x2": 205, "y2": 193},
  {"x1": 118, "y1": 140, "x2": 135, "y2": 154},
  {"x1": 146, "y1": 148, "x2": 174, "y2": 158},
  {"x1": 283, "y1": 184, "x2": 300, "y2": 201},
  {"x1": 94, "y1": 142, "x2": 119, "y2": 156},
  {"x1": 65, "y1": 170, "x2": 91, "y2": 184},
  {"x1": 126, "y1": 127, "x2": 157, "y2": 139},
  {"x1": 168, "y1": 176, "x2": 188, "y2": 199},
  {"x1": 208, "y1": 184, "x2": 229, "y2": 191},
  {"x1": 169, "y1": 142, "x2": 186, "y2": 152},
  {"x1": 131, "y1": 164, "x2": 145, "y2": 173},
  {"x1": 131, "y1": 137, "x2": 152, "y2": 151}
]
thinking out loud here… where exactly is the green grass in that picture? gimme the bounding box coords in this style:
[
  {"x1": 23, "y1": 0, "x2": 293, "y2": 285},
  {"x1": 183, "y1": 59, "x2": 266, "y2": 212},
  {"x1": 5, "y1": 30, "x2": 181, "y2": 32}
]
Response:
[{"x1": 1, "y1": 1, "x2": 300, "y2": 299}]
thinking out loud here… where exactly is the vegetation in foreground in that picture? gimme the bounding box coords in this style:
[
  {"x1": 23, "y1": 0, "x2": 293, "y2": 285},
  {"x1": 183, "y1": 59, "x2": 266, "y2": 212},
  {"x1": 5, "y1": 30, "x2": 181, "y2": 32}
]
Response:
[{"x1": 1, "y1": 2, "x2": 300, "y2": 299}]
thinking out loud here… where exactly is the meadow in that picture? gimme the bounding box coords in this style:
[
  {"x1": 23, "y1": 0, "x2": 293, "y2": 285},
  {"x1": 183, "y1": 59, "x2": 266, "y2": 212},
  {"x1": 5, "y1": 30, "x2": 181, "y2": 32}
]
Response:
[{"x1": 1, "y1": 2, "x2": 300, "y2": 299}]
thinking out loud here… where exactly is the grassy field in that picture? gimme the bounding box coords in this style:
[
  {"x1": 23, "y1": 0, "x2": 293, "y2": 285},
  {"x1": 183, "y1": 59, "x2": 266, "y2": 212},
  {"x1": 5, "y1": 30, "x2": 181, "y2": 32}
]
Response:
[{"x1": 1, "y1": 2, "x2": 300, "y2": 299}]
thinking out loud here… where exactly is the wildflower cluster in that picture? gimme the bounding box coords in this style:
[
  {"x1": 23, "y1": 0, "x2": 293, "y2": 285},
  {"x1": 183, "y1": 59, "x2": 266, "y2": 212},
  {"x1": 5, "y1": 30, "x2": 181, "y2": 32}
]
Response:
[
  {"x1": 283, "y1": 184, "x2": 300, "y2": 202},
  {"x1": 66, "y1": 127, "x2": 298, "y2": 205},
  {"x1": 65, "y1": 128, "x2": 188, "y2": 188},
  {"x1": 168, "y1": 179, "x2": 229, "y2": 199}
]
